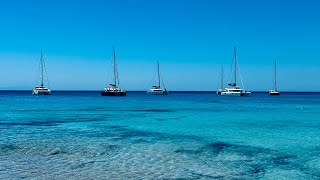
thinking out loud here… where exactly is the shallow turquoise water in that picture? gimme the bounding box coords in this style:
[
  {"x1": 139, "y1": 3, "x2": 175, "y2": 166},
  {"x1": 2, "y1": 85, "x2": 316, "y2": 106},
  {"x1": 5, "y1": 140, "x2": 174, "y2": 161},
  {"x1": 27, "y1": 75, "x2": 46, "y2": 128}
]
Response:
[{"x1": 1, "y1": 91, "x2": 320, "y2": 179}]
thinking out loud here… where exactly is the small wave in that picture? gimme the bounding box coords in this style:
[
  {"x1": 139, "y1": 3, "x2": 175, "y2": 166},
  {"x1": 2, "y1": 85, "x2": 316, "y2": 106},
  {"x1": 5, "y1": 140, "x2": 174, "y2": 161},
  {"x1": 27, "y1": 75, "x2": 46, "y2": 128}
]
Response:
[
  {"x1": 0, "y1": 121, "x2": 57, "y2": 127},
  {"x1": 130, "y1": 109, "x2": 176, "y2": 113}
]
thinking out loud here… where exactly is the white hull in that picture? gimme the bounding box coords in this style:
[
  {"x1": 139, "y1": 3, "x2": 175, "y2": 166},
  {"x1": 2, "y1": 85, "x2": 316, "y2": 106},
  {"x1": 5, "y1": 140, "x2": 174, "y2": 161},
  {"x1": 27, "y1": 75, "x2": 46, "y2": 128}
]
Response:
[
  {"x1": 269, "y1": 90, "x2": 280, "y2": 95},
  {"x1": 33, "y1": 89, "x2": 51, "y2": 95},
  {"x1": 147, "y1": 90, "x2": 168, "y2": 95},
  {"x1": 216, "y1": 89, "x2": 224, "y2": 94},
  {"x1": 220, "y1": 87, "x2": 251, "y2": 97}
]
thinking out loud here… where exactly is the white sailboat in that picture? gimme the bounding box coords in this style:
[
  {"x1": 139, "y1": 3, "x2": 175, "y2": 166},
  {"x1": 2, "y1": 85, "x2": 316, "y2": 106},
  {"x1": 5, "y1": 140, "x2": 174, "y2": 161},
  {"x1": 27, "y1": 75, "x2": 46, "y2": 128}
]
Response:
[
  {"x1": 269, "y1": 59, "x2": 280, "y2": 95},
  {"x1": 33, "y1": 50, "x2": 51, "y2": 95},
  {"x1": 101, "y1": 46, "x2": 126, "y2": 96},
  {"x1": 147, "y1": 60, "x2": 168, "y2": 95},
  {"x1": 221, "y1": 47, "x2": 251, "y2": 96}
]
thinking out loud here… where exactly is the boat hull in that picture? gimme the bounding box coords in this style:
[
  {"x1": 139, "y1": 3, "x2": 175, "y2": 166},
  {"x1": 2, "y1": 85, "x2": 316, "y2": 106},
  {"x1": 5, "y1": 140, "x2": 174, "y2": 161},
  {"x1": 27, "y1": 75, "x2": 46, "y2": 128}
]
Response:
[
  {"x1": 241, "y1": 92, "x2": 251, "y2": 96},
  {"x1": 269, "y1": 90, "x2": 280, "y2": 95},
  {"x1": 221, "y1": 92, "x2": 241, "y2": 96},
  {"x1": 33, "y1": 90, "x2": 51, "y2": 95},
  {"x1": 147, "y1": 91, "x2": 168, "y2": 95},
  {"x1": 216, "y1": 89, "x2": 224, "y2": 94},
  {"x1": 269, "y1": 92, "x2": 280, "y2": 95},
  {"x1": 101, "y1": 91, "x2": 126, "y2": 96}
]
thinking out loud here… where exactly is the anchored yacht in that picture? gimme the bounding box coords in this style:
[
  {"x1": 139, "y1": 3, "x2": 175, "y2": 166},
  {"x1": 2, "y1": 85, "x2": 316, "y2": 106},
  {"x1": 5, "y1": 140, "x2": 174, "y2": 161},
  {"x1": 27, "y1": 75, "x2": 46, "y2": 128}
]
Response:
[
  {"x1": 221, "y1": 47, "x2": 251, "y2": 96},
  {"x1": 269, "y1": 59, "x2": 280, "y2": 95},
  {"x1": 101, "y1": 46, "x2": 126, "y2": 96},
  {"x1": 33, "y1": 50, "x2": 51, "y2": 95},
  {"x1": 147, "y1": 60, "x2": 168, "y2": 95}
]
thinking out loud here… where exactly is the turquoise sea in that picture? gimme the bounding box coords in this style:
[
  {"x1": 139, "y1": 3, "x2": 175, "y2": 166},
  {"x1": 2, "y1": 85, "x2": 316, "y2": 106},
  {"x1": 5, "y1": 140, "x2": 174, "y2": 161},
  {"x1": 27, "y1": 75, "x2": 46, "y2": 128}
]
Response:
[{"x1": 1, "y1": 91, "x2": 320, "y2": 179}]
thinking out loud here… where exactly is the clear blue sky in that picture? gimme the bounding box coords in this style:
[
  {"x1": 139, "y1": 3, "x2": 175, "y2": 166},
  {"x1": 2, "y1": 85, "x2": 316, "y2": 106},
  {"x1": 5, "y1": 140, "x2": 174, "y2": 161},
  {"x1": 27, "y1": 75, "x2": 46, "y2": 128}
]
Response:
[{"x1": 0, "y1": 0, "x2": 319, "y2": 91}]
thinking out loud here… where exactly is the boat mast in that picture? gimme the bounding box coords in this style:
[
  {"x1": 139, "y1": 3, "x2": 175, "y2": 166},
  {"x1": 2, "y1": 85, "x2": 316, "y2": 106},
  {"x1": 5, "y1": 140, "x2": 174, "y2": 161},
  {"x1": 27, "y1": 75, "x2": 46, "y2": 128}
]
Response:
[
  {"x1": 157, "y1": 60, "x2": 161, "y2": 88},
  {"x1": 113, "y1": 46, "x2": 117, "y2": 88},
  {"x1": 274, "y1": 59, "x2": 277, "y2": 91},
  {"x1": 221, "y1": 65, "x2": 224, "y2": 89},
  {"x1": 40, "y1": 49, "x2": 44, "y2": 87},
  {"x1": 234, "y1": 47, "x2": 237, "y2": 86}
]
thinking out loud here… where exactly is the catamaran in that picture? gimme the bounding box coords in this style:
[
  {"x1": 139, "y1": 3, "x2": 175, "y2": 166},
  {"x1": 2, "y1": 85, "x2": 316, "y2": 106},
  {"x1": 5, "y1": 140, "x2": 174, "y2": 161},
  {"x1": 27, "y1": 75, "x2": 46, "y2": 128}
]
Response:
[
  {"x1": 33, "y1": 50, "x2": 51, "y2": 95},
  {"x1": 147, "y1": 60, "x2": 168, "y2": 95},
  {"x1": 101, "y1": 46, "x2": 126, "y2": 96},
  {"x1": 269, "y1": 59, "x2": 280, "y2": 95},
  {"x1": 221, "y1": 47, "x2": 251, "y2": 96}
]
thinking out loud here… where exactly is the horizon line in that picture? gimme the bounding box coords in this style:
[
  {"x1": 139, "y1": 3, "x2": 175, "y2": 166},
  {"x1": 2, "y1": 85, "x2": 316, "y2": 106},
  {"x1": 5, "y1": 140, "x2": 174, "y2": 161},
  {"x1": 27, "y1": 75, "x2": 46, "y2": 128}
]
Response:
[{"x1": 0, "y1": 90, "x2": 320, "y2": 93}]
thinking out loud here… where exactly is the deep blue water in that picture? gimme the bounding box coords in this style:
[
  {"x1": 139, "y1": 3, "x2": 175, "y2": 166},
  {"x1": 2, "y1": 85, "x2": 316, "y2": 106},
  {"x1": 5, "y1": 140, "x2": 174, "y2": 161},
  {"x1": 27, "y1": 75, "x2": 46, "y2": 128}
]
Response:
[{"x1": 1, "y1": 91, "x2": 320, "y2": 179}]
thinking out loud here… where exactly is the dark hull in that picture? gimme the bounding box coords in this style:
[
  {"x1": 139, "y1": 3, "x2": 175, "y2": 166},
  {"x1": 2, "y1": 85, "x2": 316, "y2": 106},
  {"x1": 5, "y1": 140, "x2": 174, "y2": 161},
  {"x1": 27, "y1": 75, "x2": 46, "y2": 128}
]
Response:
[
  {"x1": 35, "y1": 93, "x2": 51, "y2": 95},
  {"x1": 269, "y1": 93, "x2": 280, "y2": 95},
  {"x1": 101, "y1": 91, "x2": 126, "y2": 96}
]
